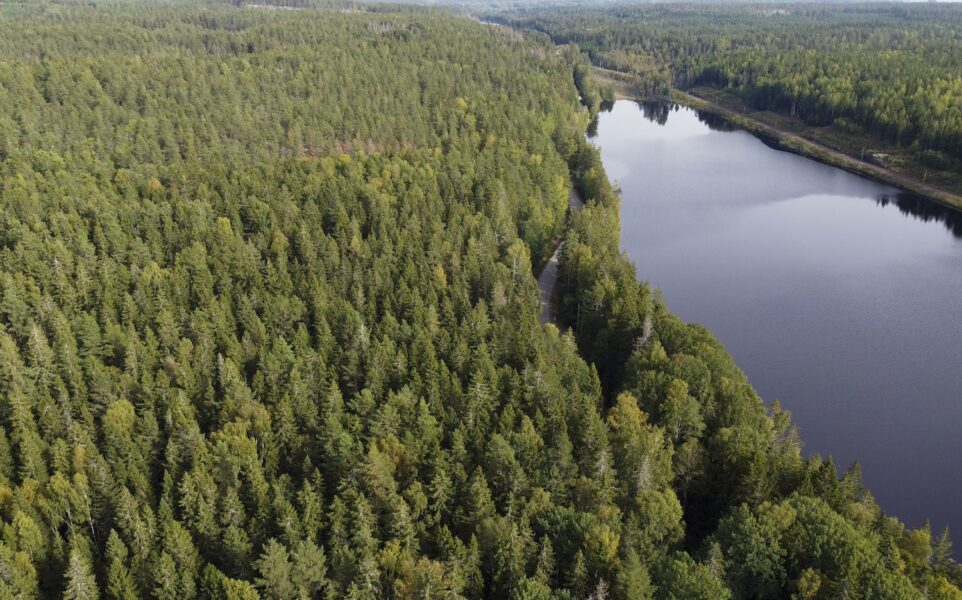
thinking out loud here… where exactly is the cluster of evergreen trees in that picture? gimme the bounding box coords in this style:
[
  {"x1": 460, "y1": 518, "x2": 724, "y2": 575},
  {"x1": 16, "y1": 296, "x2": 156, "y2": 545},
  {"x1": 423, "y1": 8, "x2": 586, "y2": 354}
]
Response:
[
  {"x1": 498, "y1": 4, "x2": 962, "y2": 167},
  {"x1": 0, "y1": 2, "x2": 959, "y2": 598}
]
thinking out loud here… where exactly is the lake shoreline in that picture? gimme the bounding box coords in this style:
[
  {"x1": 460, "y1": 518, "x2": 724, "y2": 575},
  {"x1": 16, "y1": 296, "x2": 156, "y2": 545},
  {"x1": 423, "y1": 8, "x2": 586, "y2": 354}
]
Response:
[
  {"x1": 592, "y1": 99, "x2": 962, "y2": 550},
  {"x1": 669, "y1": 89, "x2": 962, "y2": 213},
  {"x1": 592, "y1": 65, "x2": 962, "y2": 214}
]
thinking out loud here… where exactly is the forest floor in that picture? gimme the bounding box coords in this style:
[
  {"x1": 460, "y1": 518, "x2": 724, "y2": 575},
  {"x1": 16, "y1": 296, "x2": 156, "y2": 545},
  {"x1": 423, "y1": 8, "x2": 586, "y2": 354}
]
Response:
[
  {"x1": 537, "y1": 188, "x2": 585, "y2": 325},
  {"x1": 591, "y1": 66, "x2": 962, "y2": 212}
]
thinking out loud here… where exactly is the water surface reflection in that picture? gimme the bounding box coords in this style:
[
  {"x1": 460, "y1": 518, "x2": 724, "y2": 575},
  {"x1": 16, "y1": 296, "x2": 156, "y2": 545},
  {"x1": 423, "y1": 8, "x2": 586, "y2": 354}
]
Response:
[{"x1": 591, "y1": 100, "x2": 962, "y2": 547}]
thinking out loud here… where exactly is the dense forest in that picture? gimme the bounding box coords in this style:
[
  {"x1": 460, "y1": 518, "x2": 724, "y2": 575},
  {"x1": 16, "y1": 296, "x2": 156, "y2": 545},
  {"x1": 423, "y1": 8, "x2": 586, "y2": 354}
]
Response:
[
  {"x1": 0, "y1": 2, "x2": 960, "y2": 598},
  {"x1": 498, "y1": 4, "x2": 962, "y2": 170}
]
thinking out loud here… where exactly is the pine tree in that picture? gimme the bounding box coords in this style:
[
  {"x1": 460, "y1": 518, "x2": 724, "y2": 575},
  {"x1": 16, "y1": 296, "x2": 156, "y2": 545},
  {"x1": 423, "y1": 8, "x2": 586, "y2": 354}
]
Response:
[
  {"x1": 933, "y1": 527, "x2": 954, "y2": 575},
  {"x1": 105, "y1": 531, "x2": 138, "y2": 600},
  {"x1": 614, "y1": 550, "x2": 653, "y2": 600},
  {"x1": 255, "y1": 539, "x2": 296, "y2": 600},
  {"x1": 568, "y1": 551, "x2": 589, "y2": 599},
  {"x1": 292, "y1": 540, "x2": 329, "y2": 598},
  {"x1": 63, "y1": 541, "x2": 99, "y2": 600},
  {"x1": 152, "y1": 553, "x2": 179, "y2": 600}
]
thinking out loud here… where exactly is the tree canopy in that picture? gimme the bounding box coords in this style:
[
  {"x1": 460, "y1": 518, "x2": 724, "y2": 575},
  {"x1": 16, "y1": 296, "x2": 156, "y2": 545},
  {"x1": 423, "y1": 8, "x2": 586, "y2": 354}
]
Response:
[{"x1": 0, "y1": 2, "x2": 958, "y2": 598}]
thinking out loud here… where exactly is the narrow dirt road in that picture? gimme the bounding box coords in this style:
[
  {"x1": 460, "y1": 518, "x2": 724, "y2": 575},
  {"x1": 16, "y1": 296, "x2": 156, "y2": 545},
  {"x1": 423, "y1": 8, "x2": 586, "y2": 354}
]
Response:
[{"x1": 537, "y1": 188, "x2": 586, "y2": 325}]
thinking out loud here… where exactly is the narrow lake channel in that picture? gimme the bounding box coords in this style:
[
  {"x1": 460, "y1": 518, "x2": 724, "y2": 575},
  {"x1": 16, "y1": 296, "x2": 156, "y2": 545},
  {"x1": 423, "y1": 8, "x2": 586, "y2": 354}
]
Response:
[{"x1": 591, "y1": 100, "x2": 962, "y2": 542}]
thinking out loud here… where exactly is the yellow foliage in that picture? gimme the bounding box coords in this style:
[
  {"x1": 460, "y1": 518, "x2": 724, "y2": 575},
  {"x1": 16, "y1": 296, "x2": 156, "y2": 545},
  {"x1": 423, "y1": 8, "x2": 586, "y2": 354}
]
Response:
[{"x1": 146, "y1": 177, "x2": 163, "y2": 194}]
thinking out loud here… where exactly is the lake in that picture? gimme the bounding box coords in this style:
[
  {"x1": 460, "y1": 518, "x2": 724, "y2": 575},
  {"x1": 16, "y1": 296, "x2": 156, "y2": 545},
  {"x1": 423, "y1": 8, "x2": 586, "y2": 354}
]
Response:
[{"x1": 591, "y1": 100, "x2": 962, "y2": 541}]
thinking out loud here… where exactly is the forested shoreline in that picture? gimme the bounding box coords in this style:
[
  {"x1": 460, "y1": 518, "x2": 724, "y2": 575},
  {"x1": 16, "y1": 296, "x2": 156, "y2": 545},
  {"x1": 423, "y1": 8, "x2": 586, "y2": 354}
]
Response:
[{"x1": 0, "y1": 2, "x2": 959, "y2": 598}]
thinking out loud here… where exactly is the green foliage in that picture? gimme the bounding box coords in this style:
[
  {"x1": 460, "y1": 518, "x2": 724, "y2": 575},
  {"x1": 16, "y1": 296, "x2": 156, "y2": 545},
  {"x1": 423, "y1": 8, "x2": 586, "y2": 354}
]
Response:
[
  {"x1": 0, "y1": 2, "x2": 657, "y2": 597},
  {"x1": 0, "y1": 1, "x2": 957, "y2": 598},
  {"x1": 501, "y1": 4, "x2": 962, "y2": 159},
  {"x1": 656, "y1": 552, "x2": 731, "y2": 600}
]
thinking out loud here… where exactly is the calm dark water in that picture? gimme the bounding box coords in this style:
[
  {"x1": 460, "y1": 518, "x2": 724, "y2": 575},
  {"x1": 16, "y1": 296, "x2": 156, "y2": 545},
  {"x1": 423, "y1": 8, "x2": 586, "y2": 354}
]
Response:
[{"x1": 592, "y1": 100, "x2": 962, "y2": 539}]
